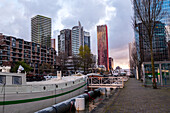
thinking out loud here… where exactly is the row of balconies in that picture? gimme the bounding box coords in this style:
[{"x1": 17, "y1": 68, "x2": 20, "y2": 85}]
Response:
[
  {"x1": 12, "y1": 50, "x2": 20, "y2": 53},
  {"x1": 32, "y1": 54, "x2": 40, "y2": 57},
  {"x1": 0, "y1": 42, "x2": 8, "y2": 46},
  {"x1": 23, "y1": 57, "x2": 31, "y2": 60},
  {"x1": 10, "y1": 47, "x2": 56, "y2": 55},
  {"x1": 0, "y1": 55, "x2": 56, "y2": 65},
  {"x1": 32, "y1": 58, "x2": 40, "y2": 61},
  {"x1": 0, "y1": 54, "x2": 9, "y2": 57},
  {"x1": 4, "y1": 38, "x2": 10, "y2": 42},
  {"x1": 11, "y1": 55, "x2": 23, "y2": 58}
]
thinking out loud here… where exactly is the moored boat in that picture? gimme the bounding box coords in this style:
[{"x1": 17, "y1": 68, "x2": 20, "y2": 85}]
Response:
[{"x1": 0, "y1": 72, "x2": 86, "y2": 113}]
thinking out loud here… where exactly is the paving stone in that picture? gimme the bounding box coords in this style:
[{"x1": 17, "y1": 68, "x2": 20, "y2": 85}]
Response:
[{"x1": 91, "y1": 78, "x2": 170, "y2": 113}]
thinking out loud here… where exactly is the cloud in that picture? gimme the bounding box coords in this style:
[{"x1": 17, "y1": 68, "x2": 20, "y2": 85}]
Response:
[
  {"x1": 108, "y1": 0, "x2": 134, "y2": 49},
  {"x1": 0, "y1": 0, "x2": 28, "y2": 39},
  {"x1": 60, "y1": 0, "x2": 107, "y2": 30},
  {"x1": 0, "y1": 0, "x2": 134, "y2": 69},
  {"x1": 18, "y1": 0, "x2": 61, "y2": 18},
  {"x1": 0, "y1": 0, "x2": 62, "y2": 41},
  {"x1": 106, "y1": 0, "x2": 133, "y2": 68},
  {"x1": 110, "y1": 45, "x2": 129, "y2": 69}
]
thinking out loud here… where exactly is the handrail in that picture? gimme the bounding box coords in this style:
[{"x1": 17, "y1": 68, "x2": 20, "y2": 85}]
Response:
[{"x1": 87, "y1": 76, "x2": 128, "y2": 88}]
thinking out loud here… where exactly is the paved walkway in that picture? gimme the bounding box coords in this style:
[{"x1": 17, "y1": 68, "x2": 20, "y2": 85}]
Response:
[{"x1": 91, "y1": 78, "x2": 170, "y2": 113}]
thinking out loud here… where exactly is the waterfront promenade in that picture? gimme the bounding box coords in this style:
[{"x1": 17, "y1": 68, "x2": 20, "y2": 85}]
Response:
[{"x1": 91, "y1": 78, "x2": 170, "y2": 113}]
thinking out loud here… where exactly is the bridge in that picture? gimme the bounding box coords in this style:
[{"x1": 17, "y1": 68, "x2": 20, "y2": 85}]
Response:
[{"x1": 87, "y1": 77, "x2": 128, "y2": 88}]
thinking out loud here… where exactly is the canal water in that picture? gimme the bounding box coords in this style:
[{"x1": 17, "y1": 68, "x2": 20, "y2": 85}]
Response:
[{"x1": 66, "y1": 88, "x2": 117, "y2": 113}]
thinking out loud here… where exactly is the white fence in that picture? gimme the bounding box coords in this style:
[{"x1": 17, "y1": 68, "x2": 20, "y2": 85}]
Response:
[{"x1": 87, "y1": 77, "x2": 128, "y2": 88}]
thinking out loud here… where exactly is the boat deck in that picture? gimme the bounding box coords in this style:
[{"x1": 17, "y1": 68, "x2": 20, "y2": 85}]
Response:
[{"x1": 27, "y1": 75, "x2": 85, "y2": 85}]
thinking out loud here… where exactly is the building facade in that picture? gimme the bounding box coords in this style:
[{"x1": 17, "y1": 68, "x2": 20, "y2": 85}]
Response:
[
  {"x1": 134, "y1": 1, "x2": 170, "y2": 61},
  {"x1": 162, "y1": 0, "x2": 170, "y2": 41},
  {"x1": 58, "y1": 29, "x2": 72, "y2": 56},
  {"x1": 71, "y1": 21, "x2": 84, "y2": 55},
  {"x1": 142, "y1": 61, "x2": 170, "y2": 86},
  {"x1": 31, "y1": 15, "x2": 51, "y2": 48},
  {"x1": 84, "y1": 31, "x2": 90, "y2": 49},
  {"x1": 97, "y1": 25, "x2": 109, "y2": 71},
  {"x1": 168, "y1": 40, "x2": 170, "y2": 60},
  {"x1": 109, "y1": 57, "x2": 114, "y2": 71},
  {"x1": 0, "y1": 33, "x2": 57, "y2": 74},
  {"x1": 51, "y1": 39, "x2": 56, "y2": 50},
  {"x1": 129, "y1": 42, "x2": 133, "y2": 70},
  {"x1": 138, "y1": 22, "x2": 168, "y2": 62}
]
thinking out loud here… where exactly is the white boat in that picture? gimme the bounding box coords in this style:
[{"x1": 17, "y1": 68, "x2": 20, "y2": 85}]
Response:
[{"x1": 0, "y1": 72, "x2": 86, "y2": 113}]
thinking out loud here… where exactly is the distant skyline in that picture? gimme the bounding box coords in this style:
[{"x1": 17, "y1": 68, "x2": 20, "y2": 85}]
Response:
[{"x1": 0, "y1": 0, "x2": 134, "y2": 69}]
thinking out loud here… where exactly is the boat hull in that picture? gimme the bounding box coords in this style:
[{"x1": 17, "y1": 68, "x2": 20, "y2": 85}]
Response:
[{"x1": 0, "y1": 81, "x2": 86, "y2": 113}]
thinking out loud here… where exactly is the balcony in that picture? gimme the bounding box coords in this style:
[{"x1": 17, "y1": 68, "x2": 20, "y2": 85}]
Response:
[
  {"x1": 32, "y1": 58, "x2": 39, "y2": 61},
  {"x1": 11, "y1": 56, "x2": 20, "y2": 58},
  {"x1": 0, "y1": 59, "x2": 8, "y2": 62},
  {"x1": 24, "y1": 57, "x2": 29, "y2": 60},
  {"x1": 41, "y1": 48, "x2": 46, "y2": 50},
  {"x1": 5, "y1": 39, "x2": 10, "y2": 42},
  {"x1": 24, "y1": 48, "x2": 31, "y2": 50},
  {"x1": 18, "y1": 47, "x2": 22, "y2": 50},
  {"x1": 12, "y1": 46, "x2": 18, "y2": 49},
  {"x1": 24, "y1": 44, "x2": 31, "y2": 47},
  {"x1": 2, "y1": 49, "x2": 8, "y2": 52},
  {"x1": 1, "y1": 44, "x2": 8, "y2": 47},
  {"x1": 12, "y1": 51, "x2": 19, "y2": 54},
  {"x1": 0, "y1": 54, "x2": 8, "y2": 57}
]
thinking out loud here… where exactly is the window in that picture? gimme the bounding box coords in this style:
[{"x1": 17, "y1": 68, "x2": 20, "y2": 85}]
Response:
[
  {"x1": 12, "y1": 38, "x2": 16, "y2": 47},
  {"x1": 7, "y1": 51, "x2": 10, "y2": 55},
  {"x1": 7, "y1": 46, "x2": 10, "y2": 50},
  {"x1": 12, "y1": 76, "x2": 22, "y2": 85},
  {"x1": 0, "y1": 76, "x2": 6, "y2": 85},
  {"x1": 19, "y1": 44, "x2": 22, "y2": 48}
]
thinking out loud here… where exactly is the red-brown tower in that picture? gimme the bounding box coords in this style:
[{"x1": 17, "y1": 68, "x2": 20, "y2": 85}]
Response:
[{"x1": 97, "y1": 25, "x2": 109, "y2": 71}]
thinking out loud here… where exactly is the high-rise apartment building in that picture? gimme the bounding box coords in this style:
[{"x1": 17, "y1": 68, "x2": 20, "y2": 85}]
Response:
[
  {"x1": 58, "y1": 29, "x2": 72, "y2": 56},
  {"x1": 97, "y1": 25, "x2": 109, "y2": 71},
  {"x1": 84, "y1": 31, "x2": 90, "y2": 49},
  {"x1": 0, "y1": 33, "x2": 57, "y2": 74},
  {"x1": 31, "y1": 15, "x2": 51, "y2": 48},
  {"x1": 51, "y1": 39, "x2": 55, "y2": 50},
  {"x1": 71, "y1": 21, "x2": 84, "y2": 55}
]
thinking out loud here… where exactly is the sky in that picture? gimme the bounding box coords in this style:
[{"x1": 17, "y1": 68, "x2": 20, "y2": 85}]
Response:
[{"x1": 0, "y1": 0, "x2": 134, "y2": 69}]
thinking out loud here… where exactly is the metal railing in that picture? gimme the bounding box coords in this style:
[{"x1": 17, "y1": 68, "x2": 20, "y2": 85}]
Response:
[{"x1": 87, "y1": 77, "x2": 128, "y2": 88}]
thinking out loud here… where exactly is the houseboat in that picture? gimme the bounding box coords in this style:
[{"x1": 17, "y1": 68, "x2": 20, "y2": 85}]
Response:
[{"x1": 0, "y1": 72, "x2": 86, "y2": 113}]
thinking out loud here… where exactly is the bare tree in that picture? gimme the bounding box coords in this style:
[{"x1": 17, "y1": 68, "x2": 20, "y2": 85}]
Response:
[
  {"x1": 129, "y1": 41, "x2": 143, "y2": 79},
  {"x1": 72, "y1": 56, "x2": 80, "y2": 74},
  {"x1": 57, "y1": 52, "x2": 68, "y2": 76},
  {"x1": 133, "y1": 0, "x2": 166, "y2": 88},
  {"x1": 39, "y1": 63, "x2": 53, "y2": 74},
  {"x1": 129, "y1": 42, "x2": 138, "y2": 71}
]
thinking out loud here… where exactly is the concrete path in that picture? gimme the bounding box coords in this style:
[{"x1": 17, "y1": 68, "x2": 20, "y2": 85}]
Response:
[{"x1": 91, "y1": 78, "x2": 170, "y2": 113}]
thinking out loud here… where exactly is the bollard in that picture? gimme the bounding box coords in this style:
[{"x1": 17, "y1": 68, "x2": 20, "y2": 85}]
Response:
[{"x1": 75, "y1": 98, "x2": 85, "y2": 111}]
